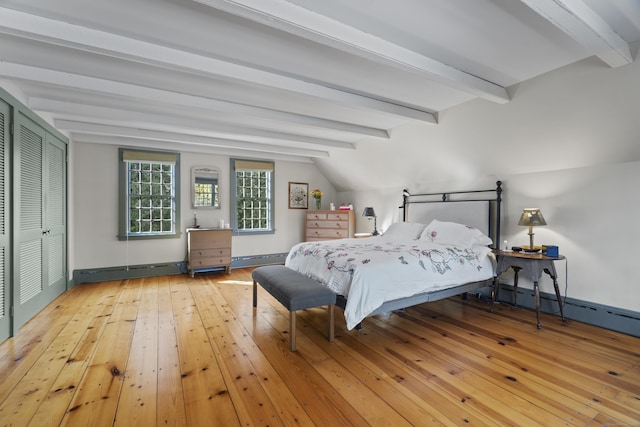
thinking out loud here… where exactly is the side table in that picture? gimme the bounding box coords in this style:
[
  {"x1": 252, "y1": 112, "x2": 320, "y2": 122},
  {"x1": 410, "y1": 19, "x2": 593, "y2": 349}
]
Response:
[{"x1": 493, "y1": 250, "x2": 566, "y2": 329}]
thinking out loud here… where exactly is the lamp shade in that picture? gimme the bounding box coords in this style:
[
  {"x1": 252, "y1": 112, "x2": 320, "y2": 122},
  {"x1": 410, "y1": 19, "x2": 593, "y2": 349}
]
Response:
[
  {"x1": 517, "y1": 208, "x2": 547, "y2": 227},
  {"x1": 362, "y1": 207, "x2": 376, "y2": 218}
]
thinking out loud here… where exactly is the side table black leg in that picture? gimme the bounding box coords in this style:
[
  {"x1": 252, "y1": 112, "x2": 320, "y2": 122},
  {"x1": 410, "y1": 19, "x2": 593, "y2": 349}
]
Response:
[
  {"x1": 553, "y1": 279, "x2": 565, "y2": 322},
  {"x1": 490, "y1": 277, "x2": 498, "y2": 312},
  {"x1": 544, "y1": 268, "x2": 566, "y2": 322},
  {"x1": 511, "y1": 266, "x2": 521, "y2": 306},
  {"x1": 534, "y1": 281, "x2": 541, "y2": 329}
]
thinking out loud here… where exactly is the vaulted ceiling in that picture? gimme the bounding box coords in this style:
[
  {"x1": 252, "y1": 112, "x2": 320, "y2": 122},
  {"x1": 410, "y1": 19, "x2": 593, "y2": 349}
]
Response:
[{"x1": 1, "y1": 0, "x2": 638, "y2": 164}]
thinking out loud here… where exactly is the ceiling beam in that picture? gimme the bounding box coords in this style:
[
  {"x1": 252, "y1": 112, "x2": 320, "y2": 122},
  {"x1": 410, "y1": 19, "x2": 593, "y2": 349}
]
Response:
[
  {"x1": 193, "y1": 0, "x2": 510, "y2": 104},
  {"x1": 54, "y1": 120, "x2": 330, "y2": 158},
  {"x1": 72, "y1": 133, "x2": 315, "y2": 163},
  {"x1": 0, "y1": 62, "x2": 389, "y2": 139},
  {"x1": 0, "y1": 7, "x2": 435, "y2": 124},
  {"x1": 28, "y1": 98, "x2": 356, "y2": 150},
  {"x1": 520, "y1": 0, "x2": 633, "y2": 67}
]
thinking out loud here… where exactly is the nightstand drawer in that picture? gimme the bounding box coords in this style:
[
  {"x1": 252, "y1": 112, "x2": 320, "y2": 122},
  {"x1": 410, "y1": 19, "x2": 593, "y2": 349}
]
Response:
[
  {"x1": 190, "y1": 234, "x2": 231, "y2": 250},
  {"x1": 190, "y1": 256, "x2": 231, "y2": 268},
  {"x1": 190, "y1": 248, "x2": 231, "y2": 259}
]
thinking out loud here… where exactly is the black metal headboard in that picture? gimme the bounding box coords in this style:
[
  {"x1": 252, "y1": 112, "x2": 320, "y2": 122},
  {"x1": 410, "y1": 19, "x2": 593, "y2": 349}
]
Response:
[{"x1": 400, "y1": 181, "x2": 502, "y2": 249}]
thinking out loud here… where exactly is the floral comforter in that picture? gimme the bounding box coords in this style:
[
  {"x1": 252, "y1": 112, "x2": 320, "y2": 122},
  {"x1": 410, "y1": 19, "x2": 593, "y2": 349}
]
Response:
[{"x1": 285, "y1": 237, "x2": 494, "y2": 330}]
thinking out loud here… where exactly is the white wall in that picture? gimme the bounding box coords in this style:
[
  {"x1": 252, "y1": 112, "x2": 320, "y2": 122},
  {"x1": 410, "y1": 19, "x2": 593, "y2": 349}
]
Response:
[
  {"x1": 333, "y1": 53, "x2": 640, "y2": 313},
  {"x1": 70, "y1": 143, "x2": 335, "y2": 272},
  {"x1": 503, "y1": 163, "x2": 639, "y2": 312},
  {"x1": 340, "y1": 162, "x2": 640, "y2": 313}
]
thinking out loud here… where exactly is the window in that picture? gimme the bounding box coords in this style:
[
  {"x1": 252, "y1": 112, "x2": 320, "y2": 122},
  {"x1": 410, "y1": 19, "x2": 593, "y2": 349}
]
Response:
[
  {"x1": 231, "y1": 159, "x2": 274, "y2": 234},
  {"x1": 119, "y1": 148, "x2": 180, "y2": 239}
]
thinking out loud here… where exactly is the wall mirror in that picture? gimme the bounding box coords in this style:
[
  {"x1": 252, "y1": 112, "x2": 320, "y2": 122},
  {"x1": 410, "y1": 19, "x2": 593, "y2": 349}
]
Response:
[{"x1": 191, "y1": 166, "x2": 220, "y2": 209}]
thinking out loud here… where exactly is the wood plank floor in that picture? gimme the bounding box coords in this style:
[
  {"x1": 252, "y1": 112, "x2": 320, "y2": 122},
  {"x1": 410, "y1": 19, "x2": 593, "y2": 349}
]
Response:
[{"x1": 0, "y1": 268, "x2": 638, "y2": 426}]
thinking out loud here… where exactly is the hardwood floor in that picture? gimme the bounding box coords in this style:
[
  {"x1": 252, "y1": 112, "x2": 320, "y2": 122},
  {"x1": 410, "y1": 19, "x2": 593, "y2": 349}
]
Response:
[{"x1": 0, "y1": 268, "x2": 638, "y2": 426}]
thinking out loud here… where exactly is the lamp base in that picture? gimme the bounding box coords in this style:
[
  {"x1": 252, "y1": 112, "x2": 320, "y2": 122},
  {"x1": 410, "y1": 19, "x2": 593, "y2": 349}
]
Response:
[{"x1": 521, "y1": 245, "x2": 543, "y2": 253}]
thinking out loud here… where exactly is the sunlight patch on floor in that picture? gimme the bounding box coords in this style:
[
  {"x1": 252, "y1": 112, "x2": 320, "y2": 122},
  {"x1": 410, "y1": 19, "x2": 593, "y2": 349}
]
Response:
[{"x1": 218, "y1": 279, "x2": 252, "y2": 286}]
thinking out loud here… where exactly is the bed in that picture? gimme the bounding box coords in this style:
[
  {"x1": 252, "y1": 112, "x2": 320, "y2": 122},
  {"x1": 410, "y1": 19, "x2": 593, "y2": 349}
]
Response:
[{"x1": 285, "y1": 181, "x2": 503, "y2": 330}]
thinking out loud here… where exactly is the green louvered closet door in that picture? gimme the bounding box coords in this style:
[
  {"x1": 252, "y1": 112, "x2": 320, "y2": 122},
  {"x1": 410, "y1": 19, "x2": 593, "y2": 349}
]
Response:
[
  {"x1": 13, "y1": 112, "x2": 66, "y2": 333},
  {"x1": 0, "y1": 99, "x2": 9, "y2": 342}
]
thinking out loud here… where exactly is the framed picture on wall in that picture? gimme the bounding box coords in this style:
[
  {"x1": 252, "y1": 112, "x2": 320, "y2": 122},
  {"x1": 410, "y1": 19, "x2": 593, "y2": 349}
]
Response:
[{"x1": 288, "y1": 182, "x2": 308, "y2": 209}]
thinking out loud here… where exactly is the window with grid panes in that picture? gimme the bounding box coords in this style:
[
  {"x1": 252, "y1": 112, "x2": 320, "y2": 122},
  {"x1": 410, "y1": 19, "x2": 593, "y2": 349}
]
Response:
[
  {"x1": 231, "y1": 159, "x2": 274, "y2": 234},
  {"x1": 119, "y1": 148, "x2": 180, "y2": 239}
]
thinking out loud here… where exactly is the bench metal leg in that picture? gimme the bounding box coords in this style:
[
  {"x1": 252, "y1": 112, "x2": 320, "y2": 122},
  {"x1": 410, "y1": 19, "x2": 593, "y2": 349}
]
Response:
[
  {"x1": 252, "y1": 279, "x2": 257, "y2": 307},
  {"x1": 290, "y1": 306, "x2": 334, "y2": 352},
  {"x1": 290, "y1": 311, "x2": 296, "y2": 351},
  {"x1": 328, "y1": 305, "x2": 334, "y2": 342}
]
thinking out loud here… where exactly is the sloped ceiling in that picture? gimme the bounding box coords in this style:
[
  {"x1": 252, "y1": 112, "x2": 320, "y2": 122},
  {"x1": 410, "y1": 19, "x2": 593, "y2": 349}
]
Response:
[{"x1": 0, "y1": 0, "x2": 638, "y2": 181}]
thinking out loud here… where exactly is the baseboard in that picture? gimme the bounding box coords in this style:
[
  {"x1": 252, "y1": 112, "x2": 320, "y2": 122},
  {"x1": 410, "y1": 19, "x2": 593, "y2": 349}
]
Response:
[
  {"x1": 496, "y1": 283, "x2": 640, "y2": 338},
  {"x1": 232, "y1": 253, "x2": 288, "y2": 268},
  {"x1": 72, "y1": 253, "x2": 288, "y2": 284},
  {"x1": 73, "y1": 261, "x2": 187, "y2": 284}
]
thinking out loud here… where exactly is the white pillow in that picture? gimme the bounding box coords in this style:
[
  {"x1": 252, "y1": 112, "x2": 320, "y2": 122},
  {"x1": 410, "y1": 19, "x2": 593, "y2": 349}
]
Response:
[
  {"x1": 382, "y1": 222, "x2": 427, "y2": 240},
  {"x1": 420, "y1": 219, "x2": 493, "y2": 247}
]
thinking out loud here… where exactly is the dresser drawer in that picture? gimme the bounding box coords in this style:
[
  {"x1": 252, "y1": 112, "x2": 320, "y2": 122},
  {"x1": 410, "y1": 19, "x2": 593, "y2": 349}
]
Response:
[
  {"x1": 307, "y1": 220, "x2": 350, "y2": 229},
  {"x1": 306, "y1": 228, "x2": 350, "y2": 239},
  {"x1": 190, "y1": 248, "x2": 231, "y2": 260},
  {"x1": 189, "y1": 256, "x2": 231, "y2": 268},
  {"x1": 326, "y1": 212, "x2": 349, "y2": 221},
  {"x1": 189, "y1": 231, "x2": 231, "y2": 250},
  {"x1": 306, "y1": 212, "x2": 328, "y2": 221}
]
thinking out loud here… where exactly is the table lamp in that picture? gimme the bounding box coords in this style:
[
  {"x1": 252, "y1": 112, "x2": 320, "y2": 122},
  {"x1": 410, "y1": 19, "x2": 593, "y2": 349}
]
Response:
[
  {"x1": 518, "y1": 208, "x2": 546, "y2": 251},
  {"x1": 362, "y1": 207, "x2": 379, "y2": 236}
]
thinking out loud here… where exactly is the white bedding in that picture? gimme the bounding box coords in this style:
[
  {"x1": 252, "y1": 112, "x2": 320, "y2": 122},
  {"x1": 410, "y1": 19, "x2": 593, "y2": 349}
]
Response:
[{"x1": 285, "y1": 236, "x2": 494, "y2": 330}]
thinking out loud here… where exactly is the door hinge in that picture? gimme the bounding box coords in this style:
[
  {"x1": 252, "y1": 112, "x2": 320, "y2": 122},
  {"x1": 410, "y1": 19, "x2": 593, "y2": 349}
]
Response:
[
  {"x1": 10, "y1": 122, "x2": 14, "y2": 136},
  {"x1": 10, "y1": 305, "x2": 14, "y2": 317}
]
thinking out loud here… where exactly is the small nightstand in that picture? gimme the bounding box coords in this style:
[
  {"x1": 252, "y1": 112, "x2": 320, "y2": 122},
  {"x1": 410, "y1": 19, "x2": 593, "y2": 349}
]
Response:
[
  {"x1": 187, "y1": 228, "x2": 232, "y2": 277},
  {"x1": 493, "y1": 250, "x2": 566, "y2": 329}
]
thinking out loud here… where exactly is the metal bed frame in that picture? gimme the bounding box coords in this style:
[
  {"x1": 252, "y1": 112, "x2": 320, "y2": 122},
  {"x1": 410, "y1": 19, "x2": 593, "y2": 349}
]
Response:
[{"x1": 336, "y1": 181, "x2": 503, "y2": 323}]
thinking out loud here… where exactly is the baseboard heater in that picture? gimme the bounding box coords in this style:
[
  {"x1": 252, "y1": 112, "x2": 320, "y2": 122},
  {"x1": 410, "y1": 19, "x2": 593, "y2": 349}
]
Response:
[
  {"x1": 73, "y1": 262, "x2": 187, "y2": 284},
  {"x1": 72, "y1": 253, "x2": 288, "y2": 285},
  {"x1": 496, "y1": 283, "x2": 640, "y2": 338}
]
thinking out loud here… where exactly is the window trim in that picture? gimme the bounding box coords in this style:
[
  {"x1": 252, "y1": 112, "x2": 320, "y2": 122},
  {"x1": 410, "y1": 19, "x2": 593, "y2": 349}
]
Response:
[
  {"x1": 230, "y1": 158, "x2": 275, "y2": 235},
  {"x1": 118, "y1": 148, "x2": 181, "y2": 240}
]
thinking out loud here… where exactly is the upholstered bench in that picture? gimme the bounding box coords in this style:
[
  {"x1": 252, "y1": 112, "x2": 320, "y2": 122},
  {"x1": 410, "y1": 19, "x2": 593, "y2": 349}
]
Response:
[{"x1": 252, "y1": 265, "x2": 336, "y2": 351}]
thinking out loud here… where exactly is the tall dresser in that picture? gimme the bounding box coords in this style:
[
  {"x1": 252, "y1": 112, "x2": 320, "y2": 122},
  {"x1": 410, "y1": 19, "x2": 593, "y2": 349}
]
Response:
[
  {"x1": 305, "y1": 210, "x2": 355, "y2": 241},
  {"x1": 187, "y1": 228, "x2": 232, "y2": 277}
]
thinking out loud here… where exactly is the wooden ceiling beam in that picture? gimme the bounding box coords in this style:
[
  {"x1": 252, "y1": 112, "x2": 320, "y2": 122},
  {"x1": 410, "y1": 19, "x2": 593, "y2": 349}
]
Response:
[
  {"x1": 0, "y1": 7, "x2": 435, "y2": 124},
  {"x1": 54, "y1": 120, "x2": 331, "y2": 158},
  {"x1": 28, "y1": 98, "x2": 357, "y2": 150},
  {"x1": 521, "y1": 0, "x2": 633, "y2": 67},
  {"x1": 194, "y1": 0, "x2": 510, "y2": 104},
  {"x1": 0, "y1": 62, "x2": 388, "y2": 139},
  {"x1": 72, "y1": 134, "x2": 316, "y2": 163}
]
